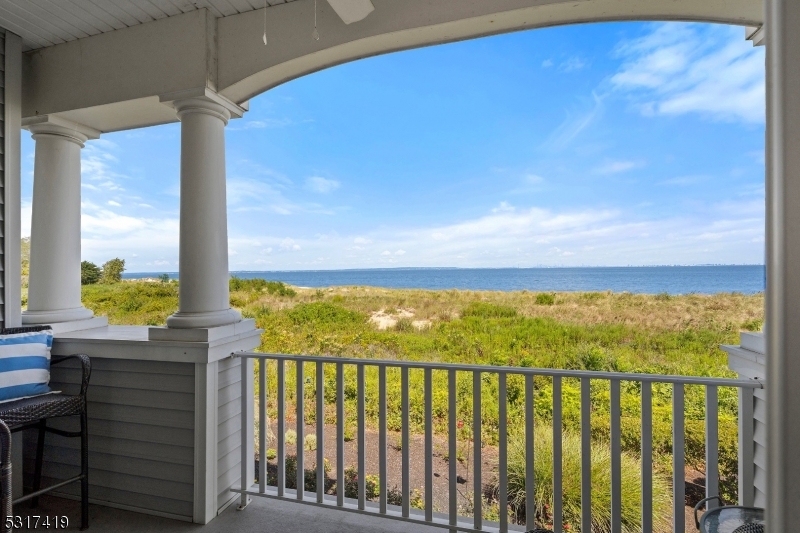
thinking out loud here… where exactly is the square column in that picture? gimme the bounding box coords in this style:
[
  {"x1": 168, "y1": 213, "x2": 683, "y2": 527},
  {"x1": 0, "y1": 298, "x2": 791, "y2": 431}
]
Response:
[{"x1": 766, "y1": 0, "x2": 800, "y2": 527}]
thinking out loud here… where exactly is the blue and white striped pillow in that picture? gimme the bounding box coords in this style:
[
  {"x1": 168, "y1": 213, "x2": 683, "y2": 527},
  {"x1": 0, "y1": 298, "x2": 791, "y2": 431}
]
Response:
[{"x1": 0, "y1": 329, "x2": 54, "y2": 403}]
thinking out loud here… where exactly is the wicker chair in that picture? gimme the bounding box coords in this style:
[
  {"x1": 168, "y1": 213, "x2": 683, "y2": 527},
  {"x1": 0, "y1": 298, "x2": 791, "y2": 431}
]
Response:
[{"x1": 0, "y1": 326, "x2": 91, "y2": 531}]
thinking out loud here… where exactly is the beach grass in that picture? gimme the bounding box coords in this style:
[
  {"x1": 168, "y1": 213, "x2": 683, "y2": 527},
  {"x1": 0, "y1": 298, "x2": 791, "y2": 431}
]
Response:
[{"x1": 81, "y1": 279, "x2": 763, "y2": 518}]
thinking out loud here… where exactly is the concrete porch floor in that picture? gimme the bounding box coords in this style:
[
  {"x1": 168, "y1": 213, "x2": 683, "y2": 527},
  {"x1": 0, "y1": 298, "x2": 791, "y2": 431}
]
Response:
[{"x1": 13, "y1": 495, "x2": 444, "y2": 532}]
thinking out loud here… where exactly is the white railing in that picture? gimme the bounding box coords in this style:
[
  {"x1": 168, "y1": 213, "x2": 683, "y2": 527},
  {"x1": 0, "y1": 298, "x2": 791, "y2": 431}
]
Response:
[{"x1": 232, "y1": 353, "x2": 762, "y2": 533}]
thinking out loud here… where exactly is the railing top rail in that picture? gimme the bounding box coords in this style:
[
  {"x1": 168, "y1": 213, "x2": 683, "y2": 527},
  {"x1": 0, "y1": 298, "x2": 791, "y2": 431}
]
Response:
[{"x1": 235, "y1": 351, "x2": 762, "y2": 388}]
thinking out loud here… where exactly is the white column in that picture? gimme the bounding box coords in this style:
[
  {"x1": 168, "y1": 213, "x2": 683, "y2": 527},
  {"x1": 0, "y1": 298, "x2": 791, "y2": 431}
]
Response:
[
  {"x1": 165, "y1": 95, "x2": 242, "y2": 329},
  {"x1": 22, "y1": 117, "x2": 98, "y2": 325},
  {"x1": 766, "y1": 0, "x2": 800, "y2": 528}
]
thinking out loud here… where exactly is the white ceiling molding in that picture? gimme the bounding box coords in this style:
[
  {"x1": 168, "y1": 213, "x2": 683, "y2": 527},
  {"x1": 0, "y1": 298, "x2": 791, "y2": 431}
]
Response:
[{"x1": 325, "y1": 0, "x2": 375, "y2": 24}]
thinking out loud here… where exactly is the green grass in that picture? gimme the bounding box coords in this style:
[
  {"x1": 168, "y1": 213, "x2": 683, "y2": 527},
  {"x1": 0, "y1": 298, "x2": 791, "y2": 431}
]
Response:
[{"x1": 81, "y1": 280, "x2": 763, "y2": 512}]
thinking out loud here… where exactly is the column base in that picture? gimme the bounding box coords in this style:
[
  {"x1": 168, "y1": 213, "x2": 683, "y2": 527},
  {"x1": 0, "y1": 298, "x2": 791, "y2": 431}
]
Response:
[
  {"x1": 149, "y1": 318, "x2": 255, "y2": 342},
  {"x1": 20, "y1": 315, "x2": 108, "y2": 334},
  {"x1": 22, "y1": 306, "x2": 96, "y2": 325},
  {"x1": 164, "y1": 308, "x2": 242, "y2": 330}
]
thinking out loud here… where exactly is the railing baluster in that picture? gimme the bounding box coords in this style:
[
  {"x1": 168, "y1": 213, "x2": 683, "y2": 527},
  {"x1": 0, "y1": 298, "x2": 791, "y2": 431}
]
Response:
[
  {"x1": 705, "y1": 386, "x2": 719, "y2": 510},
  {"x1": 473, "y1": 371, "x2": 482, "y2": 531},
  {"x1": 581, "y1": 378, "x2": 592, "y2": 533},
  {"x1": 425, "y1": 367, "x2": 433, "y2": 522},
  {"x1": 297, "y1": 361, "x2": 305, "y2": 501},
  {"x1": 358, "y1": 364, "x2": 366, "y2": 511},
  {"x1": 402, "y1": 367, "x2": 410, "y2": 518},
  {"x1": 673, "y1": 384, "x2": 685, "y2": 533},
  {"x1": 336, "y1": 363, "x2": 344, "y2": 508},
  {"x1": 277, "y1": 360, "x2": 286, "y2": 497},
  {"x1": 316, "y1": 361, "x2": 325, "y2": 504},
  {"x1": 448, "y1": 369, "x2": 458, "y2": 531},
  {"x1": 610, "y1": 379, "x2": 622, "y2": 533},
  {"x1": 259, "y1": 358, "x2": 267, "y2": 494},
  {"x1": 499, "y1": 372, "x2": 508, "y2": 533},
  {"x1": 380, "y1": 366, "x2": 388, "y2": 514},
  {"x1": 642, "y1": 381, "x2": 653, "y2": 533},
  {"x1": 553, "y1": 376, "x2": 563, "y2": 533},
  {"x1": 525, "y1": 374, "x2": 535, "y2": 531}
]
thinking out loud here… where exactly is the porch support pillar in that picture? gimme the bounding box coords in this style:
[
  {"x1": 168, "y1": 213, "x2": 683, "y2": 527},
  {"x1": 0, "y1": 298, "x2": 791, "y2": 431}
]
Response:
[
  {"x1": 766, "y1": 0, "x2": 800, "y2": 528},
  {"x1": 164, "y1": 90, "x2": 244, "y2": 330},
  {"x1": 21, "y1": 116, "x2": 102, "y2": 328}
]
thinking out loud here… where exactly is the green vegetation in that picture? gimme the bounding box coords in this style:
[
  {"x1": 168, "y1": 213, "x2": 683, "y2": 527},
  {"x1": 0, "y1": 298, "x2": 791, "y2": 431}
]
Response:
[
  {"x1": 81, "y1": 280, "x2": 764, "y2": 527},
  {"x1": 81, "y1": 261, "x2": 102, "y2": 285},
  {"x1": 101, "y1": 258, "x2": 126, "y2": 284},
  {"x1": 504, "y1": 426, "x2": 671, "y2": 532}
]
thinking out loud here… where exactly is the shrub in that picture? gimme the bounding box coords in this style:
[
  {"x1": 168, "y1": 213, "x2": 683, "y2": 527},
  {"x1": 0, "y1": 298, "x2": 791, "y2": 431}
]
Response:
[
  {"x1": 535, "y1": 293, "x2": 556, "y2": 305},
  {"x1": 462, "y1": 302, "x2": 518, "y2": 319},
  {"x1": 266, "y1": 448, "x2": 277, "y2": 460},
  {"x1": 81, "y1": 261, "x2": 101, "y2": 285},
  {"x1": 500, "y1": 425, "x2": 672, "y2": 532},
  {"x1": 285, "y1": 429, "x2": 297, "y2": 446},
  {"x1": 287, "y1": 303, "x2": 365, "y2": 327},
  {"x1": 342, "y1": 466, "x2": 380, "y2": 500},
  {"x1": 230, "y1": 277, "x2": 297, "y2": 297},
  {"x1": 158, "y1": 273, "x2": 170, "y2": 283},
  {"x1": 101, "y1": 258, "x2": 125, "y2": 284},
  {"x1": 304, "y1": 434, "x2": 318, "y2": 451},
  {"x1": 394, "y1": 318, "x2": 414, "y2": 332}
]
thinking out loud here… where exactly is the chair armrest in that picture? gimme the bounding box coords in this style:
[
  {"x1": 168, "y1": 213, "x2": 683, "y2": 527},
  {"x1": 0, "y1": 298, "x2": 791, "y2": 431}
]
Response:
[{"x1": 51, "y1": 354, "x2": 91, "y2": 397}]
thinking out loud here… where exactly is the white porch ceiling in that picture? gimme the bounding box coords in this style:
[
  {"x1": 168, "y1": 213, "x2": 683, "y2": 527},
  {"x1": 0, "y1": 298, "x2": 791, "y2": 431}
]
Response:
[{"x1": 0, "y1": 0, "x2": 300, "y2": 51}]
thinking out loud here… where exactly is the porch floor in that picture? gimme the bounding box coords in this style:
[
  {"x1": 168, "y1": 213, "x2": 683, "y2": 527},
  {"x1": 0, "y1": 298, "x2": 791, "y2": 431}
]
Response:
[{"x1": 14, "y1": 495, "x2": 442, "y2": 532}]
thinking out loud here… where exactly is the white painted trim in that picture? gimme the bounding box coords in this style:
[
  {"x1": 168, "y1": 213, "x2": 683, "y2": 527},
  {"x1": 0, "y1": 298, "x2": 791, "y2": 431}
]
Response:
[
  {"x1": 159, "y1": 87, "x2": 245, "y2": 119},
  {"x1": 3, "y1": 31, "x2": 22, "y2": 328},
  {"x1": 194, "y1": 360, "x2": 219, "y2": 524},
  {"x1": 21, "y1": 114, "x2": 101, "y2": 140}
]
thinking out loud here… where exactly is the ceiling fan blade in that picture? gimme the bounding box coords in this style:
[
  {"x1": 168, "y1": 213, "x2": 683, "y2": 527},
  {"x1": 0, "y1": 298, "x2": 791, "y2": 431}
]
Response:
[{"x1": 325, "y1": 0, "x2": 375, "y2": 24}]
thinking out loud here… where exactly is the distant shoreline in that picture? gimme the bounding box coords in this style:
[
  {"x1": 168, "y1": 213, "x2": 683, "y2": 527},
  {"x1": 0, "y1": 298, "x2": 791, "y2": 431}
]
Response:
[{"x1": 122, "y1": 265, "x2": 765, "y2": 295}]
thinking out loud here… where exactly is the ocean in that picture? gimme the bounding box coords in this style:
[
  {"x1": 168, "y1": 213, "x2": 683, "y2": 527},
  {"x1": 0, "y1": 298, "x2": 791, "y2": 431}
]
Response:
[{"x1": 123, "y1": 265, "x2": 765, "y2": 295}]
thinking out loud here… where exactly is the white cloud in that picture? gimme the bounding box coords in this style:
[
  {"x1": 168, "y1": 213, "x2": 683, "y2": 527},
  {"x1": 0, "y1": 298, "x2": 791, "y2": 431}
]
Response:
[
  {"x1": 280, "y1": 238, "x2": 301, "y2": 251},
  {"x1": 543, "y1": 92, "x2": 604, "y2": 150},
  {"x1": 107, "y1": 200, "x2": 121, "y2": 207},
  {"x1": 559, "y1": 56, "x2": 587, "y2": 72},
  {"x1": 611, "y1": 23, "x2": 765, "y2": 123},
  {"x1": 230, "y1": 118, "x2": 292, "y2": 130},
  {"x1": 305, "y1": 176, "x2": 341, "y2": 194},
  {"x1": 354, "y1": 237, "x2": 372, "y2": 244},
  {"x1": 594, "y1": 161, "x2": 639, "y2": 174},
  {"x1": 541, "y1": 59, "x2": 554, "y2": 68},
  {"x1": 225, "y1": 196, "x2": 764, "y2": 269},
  {"x1": 524, "y1": 174, "x2": 545, "y2": 184},
  {"x1": 659, "y1": 175, "x2": 707, "y2": 186}
]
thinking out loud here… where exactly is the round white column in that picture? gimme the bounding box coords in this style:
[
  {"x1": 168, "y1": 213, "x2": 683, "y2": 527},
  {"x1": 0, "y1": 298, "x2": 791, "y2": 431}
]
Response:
[
  {"x1": 22, "y1": 122, "x2": 94, "y2": 324},
  {"x1": 166, "y1": 98, "x2": 241, "y2": 329}
]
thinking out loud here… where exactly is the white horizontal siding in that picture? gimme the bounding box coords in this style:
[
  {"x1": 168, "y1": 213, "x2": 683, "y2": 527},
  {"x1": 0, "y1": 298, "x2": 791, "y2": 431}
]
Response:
[
  {"x1": 25, "y1": 358, "x2": 196, "y2": 521},
  {"x1": 217, "y1": 356, "x2": 243, "y2": 512}
]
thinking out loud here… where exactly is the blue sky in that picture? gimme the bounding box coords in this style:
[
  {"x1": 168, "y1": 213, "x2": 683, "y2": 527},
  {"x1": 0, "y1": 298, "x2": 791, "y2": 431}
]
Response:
[{"x1": 22, "y1": 21, "x2": 766, "y2": 272}]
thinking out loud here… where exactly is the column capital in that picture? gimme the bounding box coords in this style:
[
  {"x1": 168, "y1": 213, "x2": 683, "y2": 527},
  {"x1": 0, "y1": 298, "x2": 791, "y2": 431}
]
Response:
[
  {"x1": 160, "y1": 87, "x2": 246, "y2": 125},
  {"x1": 22, "y1": 115, "x2": 101, "y2": 147}
]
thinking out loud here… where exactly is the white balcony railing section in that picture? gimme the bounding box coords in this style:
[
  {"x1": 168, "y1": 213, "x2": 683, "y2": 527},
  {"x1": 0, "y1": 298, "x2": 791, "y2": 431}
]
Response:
[{"x1": 233, "y1": 353, "x2": 762, "y2": 533}]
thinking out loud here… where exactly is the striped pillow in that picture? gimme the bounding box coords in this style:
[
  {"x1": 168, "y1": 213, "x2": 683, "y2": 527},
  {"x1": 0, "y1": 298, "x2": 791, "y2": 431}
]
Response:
[{"x1": 0, "y1": 329, "x2": 54, "y2": 403}]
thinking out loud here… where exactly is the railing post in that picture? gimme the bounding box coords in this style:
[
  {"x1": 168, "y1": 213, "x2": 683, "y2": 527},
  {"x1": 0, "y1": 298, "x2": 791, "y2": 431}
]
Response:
[{"x1": 238, "y1": 355, "x2": 254, "y2": 510}]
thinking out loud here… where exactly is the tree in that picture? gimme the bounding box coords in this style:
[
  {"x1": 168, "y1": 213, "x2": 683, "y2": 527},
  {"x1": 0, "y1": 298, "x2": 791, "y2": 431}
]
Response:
[
  {"x1": 101, "y1": 258, "x2": 125, "y2": 284},
  {"x1": 158, "y1": 273, "x2": 170, "y2": 283},
  {"x1": 81, "y1": 261, "x2": 101, "y2": 285}
]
